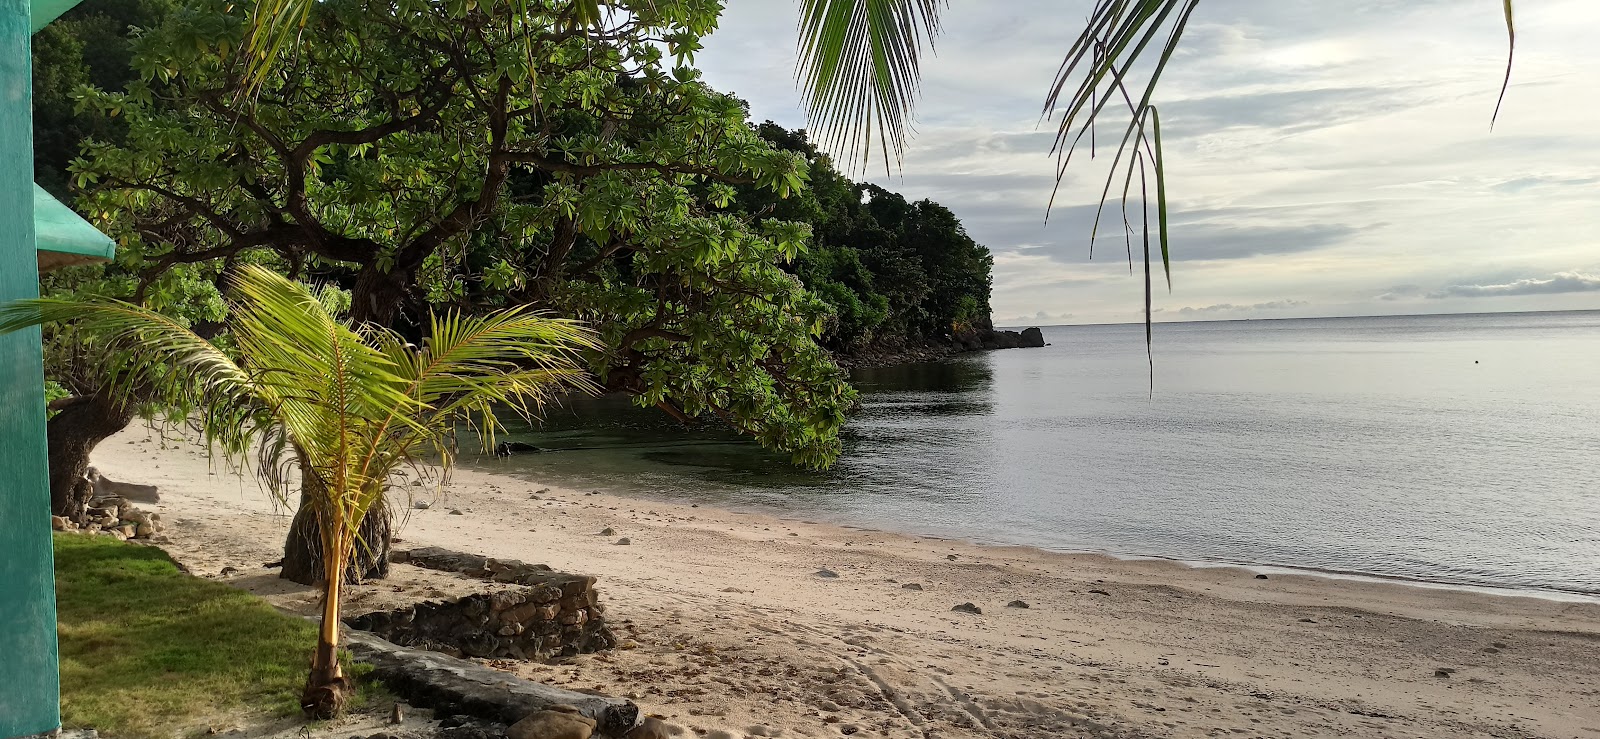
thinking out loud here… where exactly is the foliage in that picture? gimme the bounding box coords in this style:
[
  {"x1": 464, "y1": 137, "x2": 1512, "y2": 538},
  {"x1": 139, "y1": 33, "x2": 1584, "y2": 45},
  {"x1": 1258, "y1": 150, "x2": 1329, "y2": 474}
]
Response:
[
  {"x1": 67, "y1": 0, "x2": 856, "y2": 467},
  {"x1": 3, "y1": 266, "x2": 597, "y2": 712},
  {"x1": 737, "y1": 123, "x2": 993, "y2": 352},
  {"x1": 54, "y1": 534, "x2": 356, "y2": 737},
  {"x1": 32, "y1": 0, "x2": 173, "y2": 199}
]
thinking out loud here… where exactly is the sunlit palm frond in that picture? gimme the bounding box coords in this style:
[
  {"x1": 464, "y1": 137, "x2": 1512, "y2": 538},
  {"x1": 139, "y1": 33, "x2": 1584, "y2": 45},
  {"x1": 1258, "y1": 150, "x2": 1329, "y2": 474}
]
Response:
[
  {"x1": 366, "y1": 307, "x2": 600, "y2": 480},
  {"x1": 0, "y1": 293, "x2": 261, "y2": 449},
  {"x1": 797, "y1": 0, "x2": 945, "y2": 173}
]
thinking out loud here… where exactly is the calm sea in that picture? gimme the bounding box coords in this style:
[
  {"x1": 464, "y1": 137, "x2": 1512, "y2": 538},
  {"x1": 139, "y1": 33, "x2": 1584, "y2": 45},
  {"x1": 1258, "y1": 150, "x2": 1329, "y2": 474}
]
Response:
[{"x1": 481, "y1": 311, "x2": 1600, "y2": 598}]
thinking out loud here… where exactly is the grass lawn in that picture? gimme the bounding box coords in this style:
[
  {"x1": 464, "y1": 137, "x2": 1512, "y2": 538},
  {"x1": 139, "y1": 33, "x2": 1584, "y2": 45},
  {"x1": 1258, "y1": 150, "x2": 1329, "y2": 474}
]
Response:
[{"x1": 54, "y1": 533, "x2": 319, "y2": 738}]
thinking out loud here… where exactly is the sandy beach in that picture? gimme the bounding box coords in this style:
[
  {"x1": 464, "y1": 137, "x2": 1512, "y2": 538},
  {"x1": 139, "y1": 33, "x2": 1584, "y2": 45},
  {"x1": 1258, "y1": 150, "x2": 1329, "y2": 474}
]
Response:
[{"x1": 92, "y1": 426, "x2": 1600, "y2": 739}]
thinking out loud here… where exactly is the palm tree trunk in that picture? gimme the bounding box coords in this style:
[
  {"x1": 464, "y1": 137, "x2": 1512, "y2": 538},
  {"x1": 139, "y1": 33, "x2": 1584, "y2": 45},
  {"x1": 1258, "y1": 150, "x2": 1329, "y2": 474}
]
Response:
[
  {"x1": 280, "y1": 491, "x2": 391, "y2": 585},
  {"x1": 301, "y1": 530, "x2": 353, "y2": 718}
]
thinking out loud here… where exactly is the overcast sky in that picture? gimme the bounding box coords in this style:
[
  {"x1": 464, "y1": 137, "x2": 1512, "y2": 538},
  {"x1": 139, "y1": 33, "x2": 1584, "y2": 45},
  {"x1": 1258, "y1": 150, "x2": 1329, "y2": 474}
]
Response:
[{"x1": 694, "y1": 0, "x2": 1600, "y2": 325}]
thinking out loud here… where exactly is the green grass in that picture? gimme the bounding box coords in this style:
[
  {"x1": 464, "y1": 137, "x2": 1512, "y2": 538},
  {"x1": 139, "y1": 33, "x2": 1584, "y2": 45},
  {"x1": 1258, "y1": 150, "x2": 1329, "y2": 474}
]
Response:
[{"x1": 54, "y1": 534, "x2": 319, "y2": 738}]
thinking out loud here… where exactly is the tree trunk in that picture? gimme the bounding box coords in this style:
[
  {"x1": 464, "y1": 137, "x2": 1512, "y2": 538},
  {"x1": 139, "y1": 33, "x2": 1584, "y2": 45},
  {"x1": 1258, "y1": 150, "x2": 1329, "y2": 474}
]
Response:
[
  {"x1": 301, "y1": 532, "x2": 353, "y2": 718},
  {"x1": 349, "y1": 262, "x2": 410, "y2": 327},
  {"x1": 280, "y1": 482, "x2": 391, "y2": 585},
  {"x1": 46, "y1": 392, "x2": 134, "y2": 524}
]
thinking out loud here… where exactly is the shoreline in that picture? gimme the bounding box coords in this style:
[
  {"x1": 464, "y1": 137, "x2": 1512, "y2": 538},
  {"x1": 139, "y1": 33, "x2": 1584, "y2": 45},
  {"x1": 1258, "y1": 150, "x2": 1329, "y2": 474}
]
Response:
[
  {"x1": 471, "y1": 457, "x2": 1600, "y2": 607},
  {"x1": 93, "y1": 425, "x2": 1600, "y2": 738}
]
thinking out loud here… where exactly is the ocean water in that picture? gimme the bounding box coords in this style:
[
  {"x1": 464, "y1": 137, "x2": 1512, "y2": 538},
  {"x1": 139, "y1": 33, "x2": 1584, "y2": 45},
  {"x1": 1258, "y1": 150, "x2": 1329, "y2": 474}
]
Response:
[{"x1": 478, "y1": 311, "x2": 1600, "y2": 598}]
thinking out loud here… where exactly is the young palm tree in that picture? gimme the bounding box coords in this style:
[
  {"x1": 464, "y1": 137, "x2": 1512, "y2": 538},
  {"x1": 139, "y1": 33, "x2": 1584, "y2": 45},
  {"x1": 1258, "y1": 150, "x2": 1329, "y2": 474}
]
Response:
[{"x1": 0, "y1": 265, "x2": 598, "y2": 717}]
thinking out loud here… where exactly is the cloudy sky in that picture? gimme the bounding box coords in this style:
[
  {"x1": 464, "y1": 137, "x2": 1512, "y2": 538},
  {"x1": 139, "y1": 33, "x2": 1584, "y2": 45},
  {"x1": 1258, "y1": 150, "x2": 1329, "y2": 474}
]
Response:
[{"x1": 694, "y1": 0, "x2": 1600, "y2": 325}]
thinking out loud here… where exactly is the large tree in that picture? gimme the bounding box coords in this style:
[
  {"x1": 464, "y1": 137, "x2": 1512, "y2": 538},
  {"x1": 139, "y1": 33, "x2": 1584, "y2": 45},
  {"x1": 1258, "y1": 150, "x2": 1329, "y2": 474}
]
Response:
[{"x1": 69, "y1": 0, "x2": 856, "y2": 578}]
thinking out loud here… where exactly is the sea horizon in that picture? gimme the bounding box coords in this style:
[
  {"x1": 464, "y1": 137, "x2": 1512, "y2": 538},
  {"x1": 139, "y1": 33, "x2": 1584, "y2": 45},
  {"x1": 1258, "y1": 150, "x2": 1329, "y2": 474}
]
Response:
[{"x1": 999, "y1": 305, "x2": 1600, "y2": 330}]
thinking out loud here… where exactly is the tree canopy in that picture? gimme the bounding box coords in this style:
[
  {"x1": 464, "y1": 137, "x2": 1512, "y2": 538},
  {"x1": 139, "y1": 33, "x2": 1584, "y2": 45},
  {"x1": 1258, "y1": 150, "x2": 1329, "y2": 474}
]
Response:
[
  {"x1": 738, "y1": 123, "x2": 993, "y2": 352},
  {"x1": 64, "y1": 0, "x2": 858, "y2": 466}
]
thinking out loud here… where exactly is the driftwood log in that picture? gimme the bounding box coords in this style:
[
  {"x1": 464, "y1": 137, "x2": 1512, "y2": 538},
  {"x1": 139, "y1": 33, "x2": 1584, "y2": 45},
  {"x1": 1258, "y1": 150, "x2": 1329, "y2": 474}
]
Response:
[{"x1": 344, "y1": 631, "x2": 638, "y2": 735}]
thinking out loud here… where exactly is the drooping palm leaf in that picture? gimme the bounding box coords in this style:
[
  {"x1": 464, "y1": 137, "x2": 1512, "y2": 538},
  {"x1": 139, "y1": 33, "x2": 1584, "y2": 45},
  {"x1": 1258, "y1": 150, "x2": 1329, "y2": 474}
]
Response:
[{"x1": 796, "y1": 0, "x2": 945, "y2": 172}]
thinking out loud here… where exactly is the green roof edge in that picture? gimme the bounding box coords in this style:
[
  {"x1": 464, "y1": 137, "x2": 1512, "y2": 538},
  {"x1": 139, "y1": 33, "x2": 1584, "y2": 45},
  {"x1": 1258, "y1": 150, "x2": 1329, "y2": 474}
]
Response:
[{"x1": 34, "y1": 184, "x2": 116, "y2": 262}]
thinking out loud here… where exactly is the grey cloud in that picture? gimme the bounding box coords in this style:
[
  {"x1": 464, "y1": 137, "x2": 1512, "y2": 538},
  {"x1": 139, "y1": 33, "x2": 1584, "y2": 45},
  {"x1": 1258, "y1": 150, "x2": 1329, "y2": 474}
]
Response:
[
  {"x1": 1428, "y1": 272, "x2": 1600, "y2": 299},
  {"x1": 1491, "y1": 175, "x2": 1600, "y2": 194},
  {"x1": 1177, "y1": 300, "x2": 1308, "y2": 315},
  {"x1": 1168, "y1": 222, "x2": 1361, "y2": 261},
  {"x1": 1376, "y1": 284, "x2": 1424, "y2": 301},
  {"x1": 942, "y1": 200, "x2": 1366, "y2": 267},
  {"x1": 1159, "y1": 86, "x2": 1423, "y2": 139}
]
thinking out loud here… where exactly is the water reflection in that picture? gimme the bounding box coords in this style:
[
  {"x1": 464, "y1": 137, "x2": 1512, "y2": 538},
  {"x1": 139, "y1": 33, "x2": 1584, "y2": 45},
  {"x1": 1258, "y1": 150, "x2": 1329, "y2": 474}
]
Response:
[{"x1": 485, "y1": 355, "x2": 996, "y2": 495}]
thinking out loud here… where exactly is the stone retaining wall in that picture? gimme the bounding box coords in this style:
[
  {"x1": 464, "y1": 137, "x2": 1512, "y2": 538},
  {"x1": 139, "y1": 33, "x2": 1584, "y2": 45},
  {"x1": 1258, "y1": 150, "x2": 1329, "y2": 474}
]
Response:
[{"x1": 347, "y1": 547, "x2": 615, "y2": 661}]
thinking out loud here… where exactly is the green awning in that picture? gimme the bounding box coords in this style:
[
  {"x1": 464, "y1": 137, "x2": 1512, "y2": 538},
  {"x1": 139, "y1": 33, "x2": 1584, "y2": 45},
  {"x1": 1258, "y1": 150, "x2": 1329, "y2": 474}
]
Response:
[
  {"x1": 34, "y1": 184, "x2": 116, "y2": 270},
  {"x1": 31, "y1": 0, "x2": 81, "y2": 32}
]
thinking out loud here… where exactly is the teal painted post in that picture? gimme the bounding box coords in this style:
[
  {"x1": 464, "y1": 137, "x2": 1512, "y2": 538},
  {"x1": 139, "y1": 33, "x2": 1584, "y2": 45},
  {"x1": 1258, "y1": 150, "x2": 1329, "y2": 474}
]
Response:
[{"x1": 0, "y1": 0, "x2": 61, "y2": 733}]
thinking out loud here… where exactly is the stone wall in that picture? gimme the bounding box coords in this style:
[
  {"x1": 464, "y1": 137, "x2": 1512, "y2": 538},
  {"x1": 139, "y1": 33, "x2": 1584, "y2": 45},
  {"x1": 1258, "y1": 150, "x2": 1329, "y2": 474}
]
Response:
[{"x1": 347, "y1": 548, "x2": 615, "y2": 661}]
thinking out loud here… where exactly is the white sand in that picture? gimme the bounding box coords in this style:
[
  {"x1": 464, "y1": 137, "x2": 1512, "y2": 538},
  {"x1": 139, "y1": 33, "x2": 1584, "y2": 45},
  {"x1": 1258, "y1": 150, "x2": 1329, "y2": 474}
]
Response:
[{"x1": 94, "y1": 426, "x2": 1600, "y2": 739}]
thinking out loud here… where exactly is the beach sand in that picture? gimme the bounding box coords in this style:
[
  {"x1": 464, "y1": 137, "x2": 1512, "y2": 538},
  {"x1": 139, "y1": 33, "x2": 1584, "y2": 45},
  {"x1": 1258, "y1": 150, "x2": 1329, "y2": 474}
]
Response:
[{"x1": 93, "y1": 426, "x2": 1600, "y2": 739}]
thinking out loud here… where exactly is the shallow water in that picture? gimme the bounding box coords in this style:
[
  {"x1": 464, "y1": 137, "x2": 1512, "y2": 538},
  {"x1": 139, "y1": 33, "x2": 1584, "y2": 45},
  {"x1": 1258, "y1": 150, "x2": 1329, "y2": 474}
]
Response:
[{"x1": 476, "y1": 311, "x2": 1600, "y2": 597}]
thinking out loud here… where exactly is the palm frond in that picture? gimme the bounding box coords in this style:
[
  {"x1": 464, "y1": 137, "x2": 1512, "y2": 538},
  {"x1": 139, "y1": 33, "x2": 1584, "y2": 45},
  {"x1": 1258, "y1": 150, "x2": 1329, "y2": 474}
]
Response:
[
  {"x1": 1045, "y1": 0, "x2": 1516, "y2": 351},
  {"x1": 0, "y1": 293, "x2": 260, "y2": 451},
  {"x1": 797, "y1": 0, "x2": 946, "y2": 173}
]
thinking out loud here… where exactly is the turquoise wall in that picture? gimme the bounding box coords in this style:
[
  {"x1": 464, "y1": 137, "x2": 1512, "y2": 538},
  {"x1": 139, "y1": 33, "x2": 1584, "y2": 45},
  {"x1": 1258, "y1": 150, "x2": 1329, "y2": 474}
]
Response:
[{"x1": 0, "y1": 0, "x2": 63, "y2": 732}]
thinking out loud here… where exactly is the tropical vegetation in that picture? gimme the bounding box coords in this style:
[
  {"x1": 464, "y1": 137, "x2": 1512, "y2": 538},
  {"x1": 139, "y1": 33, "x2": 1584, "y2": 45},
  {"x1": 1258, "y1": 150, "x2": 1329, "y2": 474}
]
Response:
[
  {"x1": 739, "y1": 123, "x2": 994, "y2": 352},
  {"x1": 1, "y1": 266, "x2": 598, "y2": 715}
]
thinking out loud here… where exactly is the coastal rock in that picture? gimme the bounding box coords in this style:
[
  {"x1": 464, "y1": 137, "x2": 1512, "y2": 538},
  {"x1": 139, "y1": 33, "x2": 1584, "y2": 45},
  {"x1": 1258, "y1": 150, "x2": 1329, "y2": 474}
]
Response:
[
  {"x1": 1019, "y1": 327, "x2": 1045, "y2": 348},
  {"x1": 951, "y1": 603, "x2": 982, "y2": 615},
  {"x1": 52, "y1": 515, "x2": 70, "y2": 531},
  {"x1": 815, "y1": 569, "x2": 840, "y2": 578},
  {"x1": 1255, "y1": 574, "x2": 1269, "y2": 580},
  {"x1": 414, "y1": 501, "x2": 431, "y2": 510},
  {"x1": 1088, "y1": 588, "x2": 1110, "y2": 596},
  {"x1": 598, "y1": 528, "x2": 615, "y2": 536},
  {"x1": 506, "y1": 710, "x2": 595, "y2": 739},
  {"x1": 624, "y1": 718, "x2": 681, "y2": 739},
  {"x1": 1006, "y1": 600, "x2": 1030, "y2": 609},
  {"x1": 615, "y1": 538, "x2": 631, "y2": 546},
  {"x1": 901, "y1": 583, "x2": 923, "y2": 591}
]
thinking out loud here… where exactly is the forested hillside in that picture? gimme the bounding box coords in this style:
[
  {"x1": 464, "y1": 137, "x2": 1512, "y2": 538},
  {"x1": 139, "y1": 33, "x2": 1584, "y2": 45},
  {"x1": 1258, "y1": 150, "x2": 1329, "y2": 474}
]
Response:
[{"x1": 737, "y1": 124, "x2": 996, "y2": 360}]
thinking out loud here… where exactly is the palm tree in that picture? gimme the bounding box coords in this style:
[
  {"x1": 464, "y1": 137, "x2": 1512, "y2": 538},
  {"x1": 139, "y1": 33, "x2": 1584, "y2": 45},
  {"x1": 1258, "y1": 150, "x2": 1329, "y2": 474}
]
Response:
[{"x1": 0, "y1": 265, "x2": 598, "y2": 717}]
